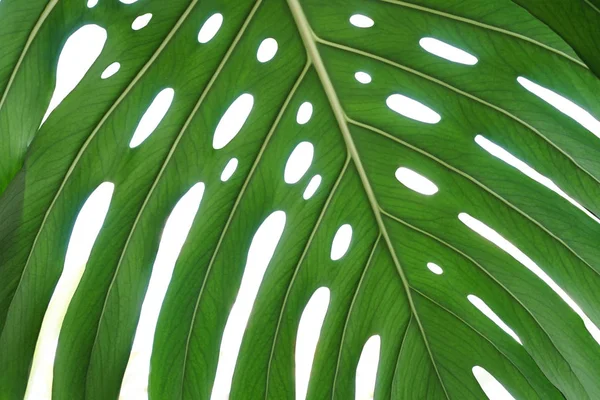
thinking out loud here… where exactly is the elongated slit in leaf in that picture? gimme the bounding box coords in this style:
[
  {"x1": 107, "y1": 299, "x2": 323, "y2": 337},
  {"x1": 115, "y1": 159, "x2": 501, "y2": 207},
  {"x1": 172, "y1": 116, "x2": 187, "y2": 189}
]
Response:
[
  {"x1": 331, "y1": 224, "x2": 353, "y2": 261},
  {"x1": 302, "y1": 175, "x2": 322, "y2": 200},
  {"x1": 355, "y1": 335, "x2": 381, "y2": 400},
  {"x1": 468, "y1": 294, "x2": 522, "y2": 344},
  {"x1": 210, "y1": 211, "x2": 286, "y2": 400},
  {"x1": 120, "y1": 183, "x2": 205, "y2": 399},
  {"x1": 41, "y1": 25, "x2": 107, "y2": 125},
  {"x1": 295, "y1": 287, "x2": 331, "y2": 400},
  {"x1": 131, "y1": 14, "x2": 152, "y2": 31},
  {"x1": 386, "y1": 94, "x2": 441, "y2": 124},
  {"x1": 395, "y1": 167, "x2": 438, "y2": 196},
  {"x1": 25, "y1": 182, "x2": 114, "y2": 400},
  {"x1": 459, "y1": 212, "x2": 600, "y2": 344},
  {"x1": 475, "y1": 135, "x2": 600, "y2": 224},
  {"x1": 427, "y1": 262, "x2": 444, "y2": 275},
  {"x1": 213, "y1": 93, "x2": 254, "y2": 150},
  {"x1": 472, "y1": 366, "x2": 516, "y2": 400},
  {"x1": 419, "y1": 37, "x2": 478, "y2": 65},
  {"x1": 517, "y1": 77, "x2": 600, "y2": 138},
  {"x1": 284, "y1": 141, "x2": 314, "y2": 184},
  {"x1": 101, "y1": 62, "x2": 120, "y2": 80},
  {"x1": 198, "y1": 13, "x2": 224, "y2": 44},
  {"x1": 349, "y1": 14, "x2": 374, "y2": 28},
  {"x1": 129, "y1": 88, "x2": 175, "y2": 148},
  {"x1": 220, "y1": 158, "x2": 239, "y2": 182}
]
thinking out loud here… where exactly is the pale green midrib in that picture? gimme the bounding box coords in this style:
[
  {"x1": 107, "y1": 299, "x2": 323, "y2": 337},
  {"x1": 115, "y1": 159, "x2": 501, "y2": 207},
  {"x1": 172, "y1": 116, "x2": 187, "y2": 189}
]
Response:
[
  {"x1": 411, "y1": 286, "x2": 572, "y2": 400},
  {"x1": 390, "y1": 315, "x2": 412, "y2": 395},
  {"x1": 87, "y1": 1, "x2": 265, "y2": 395},
  {"x1": 316, "y1": 36, "x2": 600, "y2": 189},
  {"x1": 330, "y1": 234, "x2": 381, "y2": 399},
  {"x1": 179, "y1": 59, "x2": 312, "y2": 397},
  {"x1": 378, "y1": 0, "x2": 587, "y2": 68},
  {"x1": 380, "y1": 209, "x2": 588, "y2": 397},
  {"x1": 286, "y1": 0, "x2": 451, "y2": 398},
  {"x1": 2, "y1": 0, "x2": 201, "y2": 346},
  {"x1": 263, "y1": 155, "x2": 350, "y2": 399},
  {"x1": 349, "y1": 118, "x2": 600, "y2": 280},
  {"x1": 326, "y1": 37, "x2": 600, "y2": 392}
]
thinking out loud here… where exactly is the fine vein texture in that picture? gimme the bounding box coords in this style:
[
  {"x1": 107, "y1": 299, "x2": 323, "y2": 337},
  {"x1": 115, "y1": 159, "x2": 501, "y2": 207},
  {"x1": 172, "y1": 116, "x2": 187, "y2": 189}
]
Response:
[{"x1": 0, "y1": 0, "x2": 599, "y2": 399}]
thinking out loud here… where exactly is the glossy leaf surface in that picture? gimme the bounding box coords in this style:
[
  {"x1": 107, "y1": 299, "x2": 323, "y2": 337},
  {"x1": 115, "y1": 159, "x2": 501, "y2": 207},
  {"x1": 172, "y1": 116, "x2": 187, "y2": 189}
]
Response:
[{"x1": 0, "y1": 0, "x2": 599, "y2": 399}]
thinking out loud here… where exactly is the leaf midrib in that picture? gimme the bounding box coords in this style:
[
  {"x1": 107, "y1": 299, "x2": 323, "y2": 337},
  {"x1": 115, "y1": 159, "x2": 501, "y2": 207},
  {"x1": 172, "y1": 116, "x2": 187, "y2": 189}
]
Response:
[
  {"x1": 286, "y1": 0, "x2": 451, "y2": 398},
  {"x1": 412, "y1": 286, "x2": 570, "y2": 399},
  {"x1": 0, "y1": 0, "x2": 595, "y2": 398},
  {"x1": 380, "y1": 209, "x2": 588, "y2": 396},
  {"x1": 313, "y1": 22, "x2": 600, "y2": 392},
  {"x1": 316, "y1": 36, "x2": 600, "y2": 189},
  {"x1": 313, "y1": 34, "x2": 600, "y2": 393},
  {"x1": 349, "y1": 117, "x2": 600, "y2": 280}
]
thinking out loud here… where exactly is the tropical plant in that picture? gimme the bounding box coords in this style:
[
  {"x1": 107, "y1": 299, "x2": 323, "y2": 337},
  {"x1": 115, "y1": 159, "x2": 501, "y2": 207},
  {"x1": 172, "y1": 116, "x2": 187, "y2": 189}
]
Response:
[{"x1": 1, "y1": 0, "x2": 600, "y2": 399}]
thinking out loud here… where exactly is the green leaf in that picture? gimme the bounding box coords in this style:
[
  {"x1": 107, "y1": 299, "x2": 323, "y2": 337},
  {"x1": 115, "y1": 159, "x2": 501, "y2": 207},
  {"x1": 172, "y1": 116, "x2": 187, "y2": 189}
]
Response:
[{"x1": 1, "y1": 0, "x2": 599, "y2": 399}]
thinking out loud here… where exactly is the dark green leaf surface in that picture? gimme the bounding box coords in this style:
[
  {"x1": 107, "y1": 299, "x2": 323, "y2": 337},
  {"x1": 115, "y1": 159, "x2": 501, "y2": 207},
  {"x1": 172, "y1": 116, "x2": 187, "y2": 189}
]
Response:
[{"x1": 0, "y1": 0, "x2": 599, "y2": 399}]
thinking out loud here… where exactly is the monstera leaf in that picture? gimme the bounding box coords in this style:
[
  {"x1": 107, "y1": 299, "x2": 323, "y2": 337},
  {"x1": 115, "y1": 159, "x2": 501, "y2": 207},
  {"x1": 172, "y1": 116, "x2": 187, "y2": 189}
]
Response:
[{"x1": 1, "y1": 0, "x2": 600, "y2": 399}]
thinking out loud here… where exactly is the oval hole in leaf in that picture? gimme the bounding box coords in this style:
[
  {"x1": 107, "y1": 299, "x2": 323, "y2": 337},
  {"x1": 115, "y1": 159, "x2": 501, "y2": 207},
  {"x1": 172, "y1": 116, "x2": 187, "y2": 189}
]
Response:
[
  {"x1": 349, "y1": 14, "x2": 374, "y2": 28},
  {"x1": 395, "y1": 167, "x2": 438, "y2": 195},
  {"x1": 296, "y1": 101, "x2": 313, "y2": 125},
  {"x1": 284, "y1": 141, "x2": 314, "y2": 184},
  {"x1": 211, "y1": 211, "x2": 286, "y2": 400},
  {"x1": 295, "y1": 287, "x2": 330, "y2": 400},
  {"x1": 426, "y1": 262, "x2": 443, "y2": 275},
  {"x1": 354, "y1": 71, "x2": 372, "y2": 84},
  {"x1": 120, "y1": 0, "x2": 138, "y2": 3},
  {"x1": 459, "y1": 212, "x2": 600, "y2": 344},
  {"x1": 213, "y1": 93, "x2": 254, "y2": 150},
  {"x1": 386, "y1": 94, "x2": 441, "y2": 124},
  {"x1": 331, "y1": 224, "x2": 352, "y2": 261},
  {"x1": 468, "y1": 295, "x2": 522, "y2": 344},
  {"x1": 257, "y1": 38, "x2": 278, "y2": 63},
  {"x1": 517, "y1": 76, "x2": 600, "y2": 138},
  {"x1": 198, "y1": 13, "x2": 223, "y2": 43},
  {"x1": 87, "y1": 0, "x2": 98, "y2": 7},
  {"x1": 101, "y1": 62, "x2": 120, "y2": 79},
  {"x1": 132, "y1": 13, "x2": 152, "y2": 31},
  {"x1": 220, "y1": 158, "x2": 239, "y2": 182},
  {"x1": 129, "y1": 88, "x2": 175, "y2": 148},
  {"x1": 302, "y1": 175, "x2": 322, "y2": 200},
  {"x1": 355, "y1": 335, "x2": 381, "y2": 400},
  {"x1": 419, "y1": 37, "x2": 478, "y2": 65},
  {"x1": 41, "y1": 24, "x2": 107, "y2": 125},
  {"x1": 25, "y1": 182, "x2": 114, "y2": 400},
  {"x1": 120, "y1": 183, "x2": 205, "y2": 399},
  {"x1": 475, "y1": 135, "x2": 600, "y2": 224},
  {"x1": 472, "y1": 366, "x2": 516, "y2": 400}
]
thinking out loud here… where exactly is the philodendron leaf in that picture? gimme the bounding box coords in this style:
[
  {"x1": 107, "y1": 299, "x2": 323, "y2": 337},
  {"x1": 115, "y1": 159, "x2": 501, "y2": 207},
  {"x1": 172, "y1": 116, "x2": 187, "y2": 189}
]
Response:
[{"x1": 1, "y1": 0, "x2": 599, "y2": 399}]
